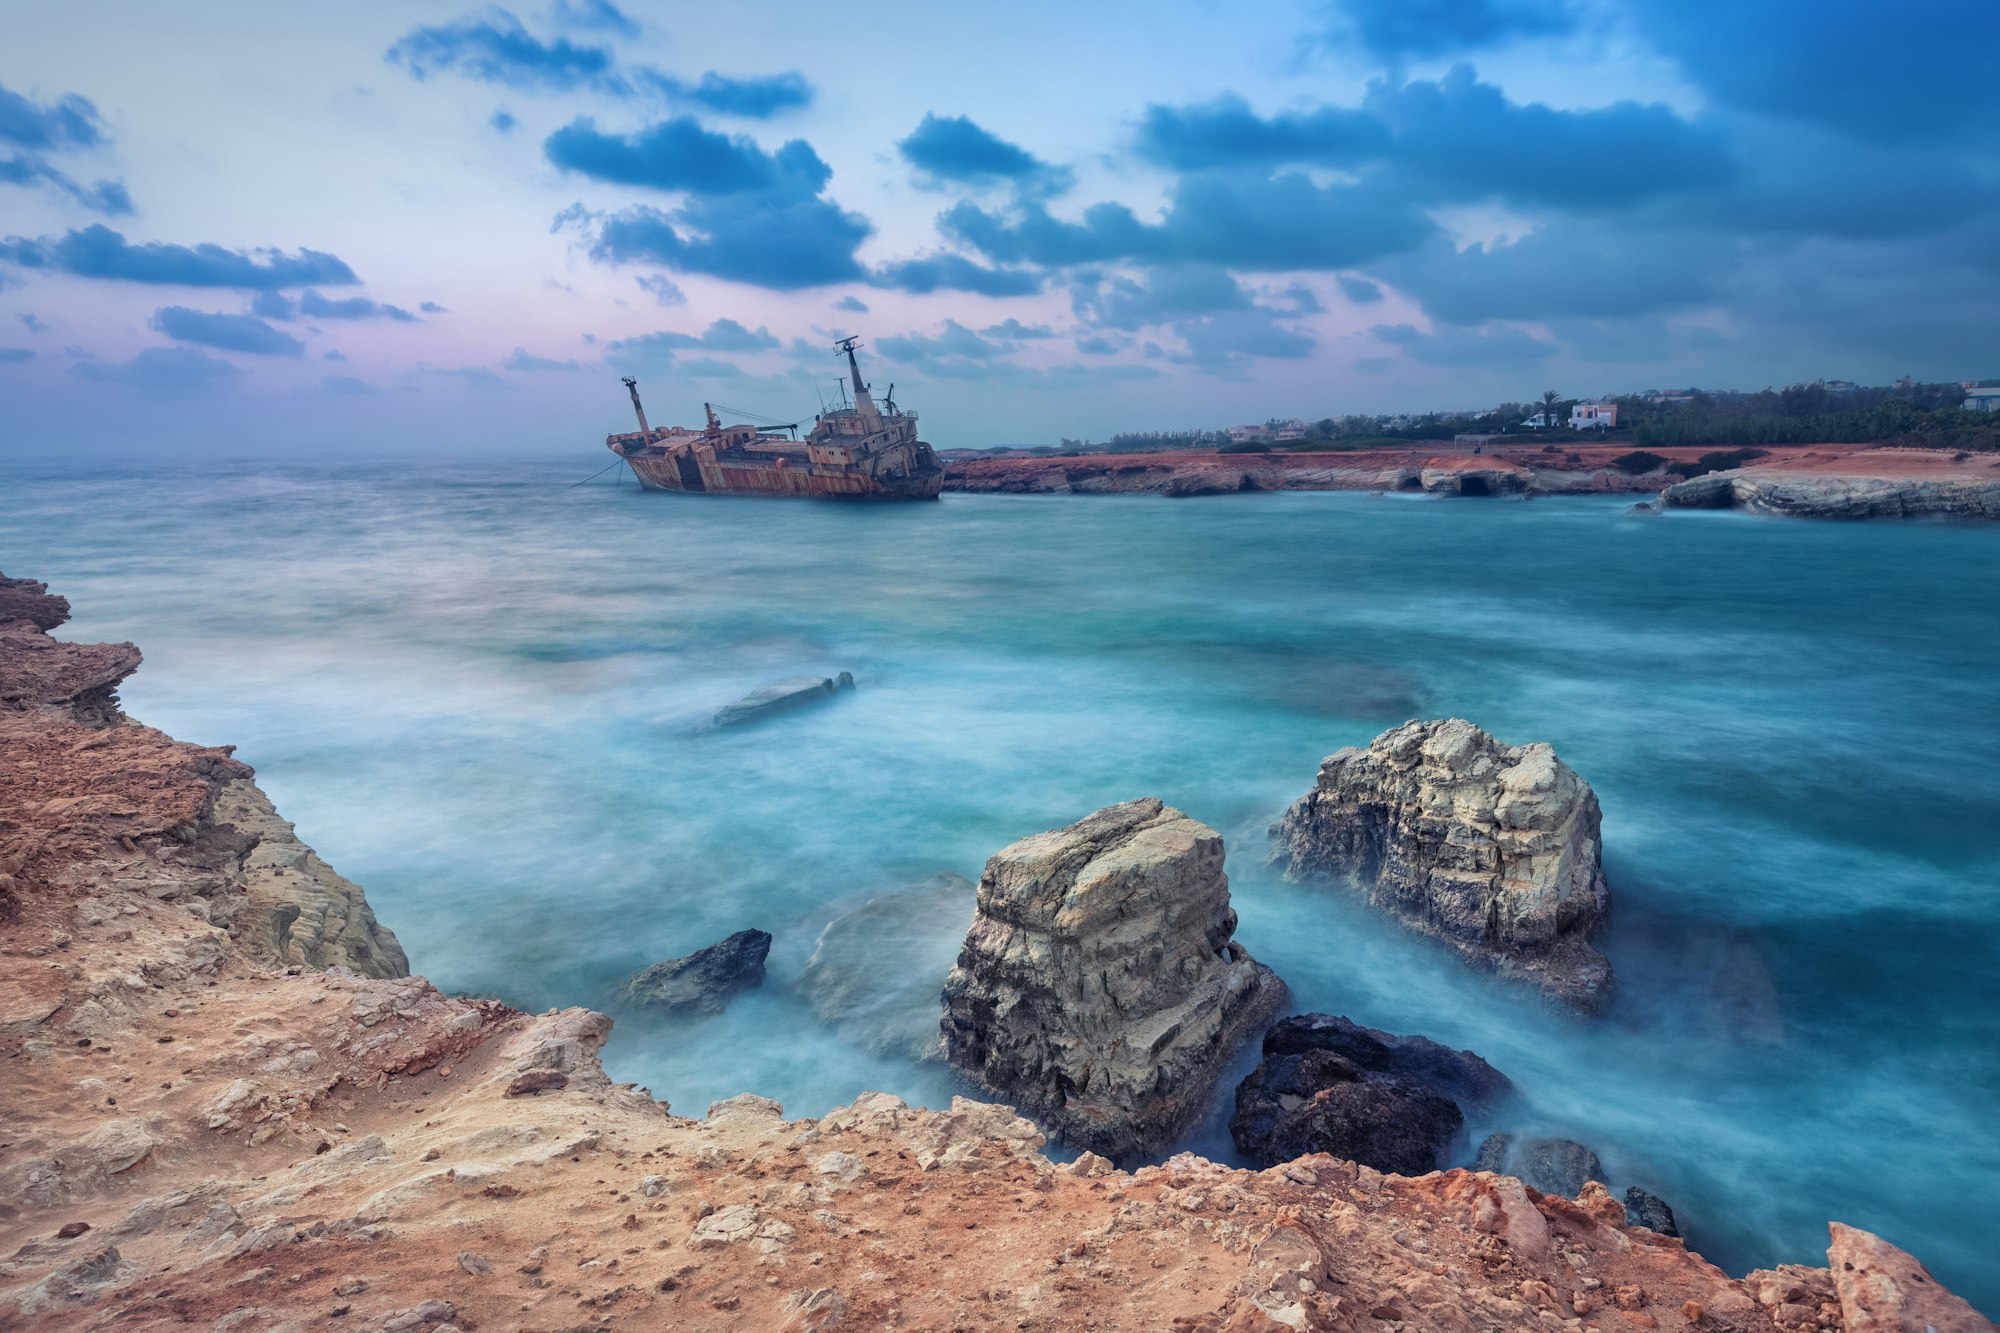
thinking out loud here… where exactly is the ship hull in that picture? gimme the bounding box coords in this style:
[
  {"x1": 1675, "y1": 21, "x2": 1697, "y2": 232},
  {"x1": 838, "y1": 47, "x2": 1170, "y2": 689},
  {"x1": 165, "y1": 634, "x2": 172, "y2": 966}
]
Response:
[{"x1": 621, "y1": 451, "x2": 944, "y2": 500}]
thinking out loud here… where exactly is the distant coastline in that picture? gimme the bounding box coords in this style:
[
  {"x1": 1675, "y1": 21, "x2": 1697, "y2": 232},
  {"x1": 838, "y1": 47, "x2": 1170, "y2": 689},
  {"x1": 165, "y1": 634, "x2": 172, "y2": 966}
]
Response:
[{"x1": 941, "y1": 442, "x2": 2000, "y2": 516}]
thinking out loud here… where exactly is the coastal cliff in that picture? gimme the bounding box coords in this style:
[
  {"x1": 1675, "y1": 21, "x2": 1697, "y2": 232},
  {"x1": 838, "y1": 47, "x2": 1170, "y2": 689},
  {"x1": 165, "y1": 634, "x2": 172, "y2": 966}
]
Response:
[
  {"x1": 1658, "y1": 449, "x2": 2000, "y2": 518},
  {"x1": 1, "y1": 572, "x2": 1989, "y2": 1331}
]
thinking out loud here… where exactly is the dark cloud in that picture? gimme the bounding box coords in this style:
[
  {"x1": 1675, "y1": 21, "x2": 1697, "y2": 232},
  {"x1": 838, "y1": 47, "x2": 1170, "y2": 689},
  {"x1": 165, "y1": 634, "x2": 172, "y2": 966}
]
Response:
[
  {"x1": 942, "y1": 173, "x2": 1433, "y2": 271},
  {"x1": 1362, "y1": 67, "x2": 1732, "y2": 209},
  {"x1": 1074, "y1": 335, "x2": 1118, "y2": 355},
  {"x1": 19, "y1": 313, "x2": 48, "y2": 333},
  {"x1": 832, "y1": 295, "x2": 869, "y2": 313},
  {"x1": 0, "y1": 84, "x2": 133, "y2": 216},
  {"x1": 1376, "y1": 224, "x2": 1731, "y2": 325},
  {"x1": 982, "y1": 319, "x2": 1054, "y2": 340},
  {"x1": 0, "y1": 83, "x2": 106, "y2": 150},
  {"x1": 0, "y1": 225, "x2": 358, "y2": 289},
  {"x1": 872, "y1": 253, "x2": 1042, "y2": 296},
  {"x1": 73, "y1": 345, "x2": 240, "y2": 386},
  {"x1": 1370, "y1": 320, "x2": 1554, "y2": 365},
  {"x1": 635, "y1": 273, "x2": 685, "y2": 306},
  {"x1": 1071, "y1": 265, "x2": 1253, "y2": 329},
  {"x1": 674, "y1": 356, "x2": 745, "y2": 379},
  {"x1": 644, "y1": 72, "x2": 813, "y2": 119},
  {"x1": 250, "y1": 290, "x2": 418, "y2": 322},
  {"x1": 550, "y1": 0, "x2": 640, "y2": 37},
  {"x1": 1, "y1": 154, "x2": 133, "y2": 214},
  {"x1": 1338, "y1": 275, "x2": 1383, "y2": 303},
  {"x1": 387, "y1": 10, "x2": 615, "y2": 91},
  {"x1": 420, "y1": 301, "x2": 448, "y2": 313},
  {"x1": 504, "y1": 347, "x2": 582, "y2": 371},
  {"x1": 1134, "y1": 71, "x2": 1730, "y2": 212},
  {"x1": 1273, "y1": 281, "x2": 1325, "y2": 314},
  {"x1": 545, "y1": 116, "x2": 830, "y2": 195},
  {"x1": 604, "y1": 318, "x2": 779, "y2": 365},
  {"x1": 876, "y1": 319, "x2": 1010, "y2": 363},
  {"x1": 1135, "y1": 97, "x2": 1382, "y2": 171},
  {"x1": 0, "y1": 346, "x2": 33, "y2": 363},
  {"x1": 490, "y1": 110, "x2": 517, "y2": 133},
  {"x1": 1175, "y1": 309, "x2": 1316, "y2": 364},
  {"x1": 1324, "y1": 0, "x2": 1574, "y2": 61},
  {"x1": 572, "y1": 174, "x2": 872, "y2": 289},
  {"x1": 150, "y1": 306, "x2": 306, "y2": 356},
  {"x1": 1626, "y1": 0, "x2": 2000, "y2": 144},
  {"x1": 299, "y1": 290, "x2": 419, "y2": 321},
  {"x1": 323, "y1": 349, "x2": 346, "y2": 361},
  {"x1": 898, "y1": 114, "x2": 1070, "y2": 194}
]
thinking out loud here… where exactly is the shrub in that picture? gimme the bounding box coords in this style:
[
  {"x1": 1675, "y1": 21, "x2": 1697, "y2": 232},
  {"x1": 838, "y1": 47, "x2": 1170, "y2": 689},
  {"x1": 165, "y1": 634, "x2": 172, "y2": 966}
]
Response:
[
  {"x1": 1612, "y1": 450, "x2": 1669, "y2": 475},
  {"x1": 1218, "y1": 441, "x2": 1272, "y2": 454}
]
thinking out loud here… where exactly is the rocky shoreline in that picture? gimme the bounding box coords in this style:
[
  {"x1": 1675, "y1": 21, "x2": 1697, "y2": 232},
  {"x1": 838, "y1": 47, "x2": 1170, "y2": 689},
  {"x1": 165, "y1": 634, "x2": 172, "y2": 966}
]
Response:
[
  {"x1": 2, "y1": 571, "x2": 1990, "y2": 1330},
  {"x1": 943, "y1": 443, "x2": 2000, "y2": 517}
]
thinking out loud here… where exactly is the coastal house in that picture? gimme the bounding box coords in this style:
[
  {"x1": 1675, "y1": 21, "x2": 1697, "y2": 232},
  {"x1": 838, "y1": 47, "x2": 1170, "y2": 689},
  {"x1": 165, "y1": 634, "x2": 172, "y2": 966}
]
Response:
[
  {"x1": 1273, "y1": 419, "x2": 1309, "y2": 441},
  {"x1": 1569, "y1": 403, "x2": 1618, "y2": 430},
  {"x1": 1964, "y1": 383, "x2": 2000, "y2": 412},
  {"x1": 1520, "y1": 412, "x2": 1559, "y2": 429},
  {"x1": 1227, "y1": 424, "x2": 1271, "y2": 443}
]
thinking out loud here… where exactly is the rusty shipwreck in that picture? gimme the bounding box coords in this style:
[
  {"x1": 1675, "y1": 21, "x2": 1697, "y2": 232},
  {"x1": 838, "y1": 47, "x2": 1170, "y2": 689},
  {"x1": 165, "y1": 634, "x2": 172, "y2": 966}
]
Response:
[{"x1": 607, "y1": 336, "x2": 943, "y2": 500}]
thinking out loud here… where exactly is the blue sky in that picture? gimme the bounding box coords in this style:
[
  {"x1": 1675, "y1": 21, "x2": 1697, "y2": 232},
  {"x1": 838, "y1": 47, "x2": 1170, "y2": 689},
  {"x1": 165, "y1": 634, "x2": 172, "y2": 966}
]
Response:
[{"x1": 4, "y1": 0, "x2": 1997, "y2": 452}]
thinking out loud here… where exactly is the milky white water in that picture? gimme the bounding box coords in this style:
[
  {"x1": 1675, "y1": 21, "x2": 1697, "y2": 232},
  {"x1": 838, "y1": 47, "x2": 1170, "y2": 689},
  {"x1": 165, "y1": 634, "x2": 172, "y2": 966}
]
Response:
[{"x1": 5, "y1": 455, "x2": 1995, "y2": 1310}]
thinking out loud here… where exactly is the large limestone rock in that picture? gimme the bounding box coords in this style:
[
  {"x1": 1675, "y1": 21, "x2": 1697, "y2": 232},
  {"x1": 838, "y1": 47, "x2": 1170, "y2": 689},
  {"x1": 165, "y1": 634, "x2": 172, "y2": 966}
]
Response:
[
  {"x1": 1661, "y1": 469, "x2": 2000, "y2": 519},
  {"x1": 1274, "y1": 719, "x2": 1612, "y2": 1009},
  {"x1": 940, "y1": 798, "x2": 1285, "y2": 1161},
  {"x1": 622, "y1": 929, "x2": 771, "y2": 1014},
  {"x1": 1825, "y1": 1222, "x2": 1995, "y2": 1332}
]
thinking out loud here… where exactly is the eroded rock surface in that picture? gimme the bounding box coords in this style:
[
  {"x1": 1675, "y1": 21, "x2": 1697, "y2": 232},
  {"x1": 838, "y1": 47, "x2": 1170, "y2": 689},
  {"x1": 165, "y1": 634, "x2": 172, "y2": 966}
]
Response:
[
  {"x1": 1662, "y1": 467, "x2": 2000, "y2": 519},
  {"x1": 712, "y1": 672, "x2": 854, "y2": 727},
  {"x1": 1274, "y1": 718, "x2": 1613, "y2": 1009},
  {"x1": 940, "y1": 798, "x2": 1285, "y2": 1160},
  {"x1": 1232, "y1": 1014, "x2": 1509, "y2": 1175},
  {"x1": 622, "y1": 928, "x2": 772, "y2": 1014}
]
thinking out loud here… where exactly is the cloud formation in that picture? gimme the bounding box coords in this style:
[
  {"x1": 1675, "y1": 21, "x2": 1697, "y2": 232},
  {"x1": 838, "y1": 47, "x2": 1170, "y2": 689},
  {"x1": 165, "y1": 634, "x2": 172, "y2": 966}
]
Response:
[
  {"x1": 645, "y1": 72, "x2": 813, "y2": 119},
  {"x1": 1, "y1": 225, "x2": 358, "y2": 289},
  {"x1": 872, "y1": 253, "x2": 1041, "y2": 296},
  {"x1": 150, "y1": 306, "x2": 306, "y2": 356},
  {"x1": 73, "y1": 345, "x2": 239, "y2": 386},
  {"x1": 1324, "y1": 0, "x2": 1574, "y2": 61},
  {"x1": 0, "y1": 82, "x2": 132, "y2": 215},
  {"x1": 387, "y1": 10, "x2": 616, "y2": 91},
  {"x1": 898, "y1": 114, "x2": 1070, "y2": 193},
  {"x1": 545, "y1": 116, "x2": 827, "y2": 194}
]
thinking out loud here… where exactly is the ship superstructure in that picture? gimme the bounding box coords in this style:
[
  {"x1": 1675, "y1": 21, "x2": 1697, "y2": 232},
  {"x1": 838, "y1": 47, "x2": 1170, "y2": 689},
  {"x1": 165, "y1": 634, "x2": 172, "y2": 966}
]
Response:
[{"x1": 606, "y1": 337, "x2": 943, "y2": 499}]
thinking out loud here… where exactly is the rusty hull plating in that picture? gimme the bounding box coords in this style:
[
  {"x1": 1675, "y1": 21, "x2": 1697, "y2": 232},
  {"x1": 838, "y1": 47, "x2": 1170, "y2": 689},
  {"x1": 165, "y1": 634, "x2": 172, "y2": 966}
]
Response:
[{"x1": 607, "y1": 339, "x2": 944, "y2": 500}]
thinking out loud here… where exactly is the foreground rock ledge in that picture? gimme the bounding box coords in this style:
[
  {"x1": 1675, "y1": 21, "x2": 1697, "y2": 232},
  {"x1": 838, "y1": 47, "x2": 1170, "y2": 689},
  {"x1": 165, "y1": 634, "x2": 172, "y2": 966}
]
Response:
[
  {"x1": 2, "y1": 571, "x2": 1989, "y2": 1330},
  {"x1": 940, "y1": 798, "x2": 1285, "y2": 1161}
]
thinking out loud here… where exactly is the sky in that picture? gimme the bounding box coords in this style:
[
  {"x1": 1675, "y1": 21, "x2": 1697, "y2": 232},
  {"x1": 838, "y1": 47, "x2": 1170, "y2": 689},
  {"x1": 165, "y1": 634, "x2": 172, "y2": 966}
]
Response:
[{"x1": 3, "y1": 0, "x2": 1998, "y2": 454}]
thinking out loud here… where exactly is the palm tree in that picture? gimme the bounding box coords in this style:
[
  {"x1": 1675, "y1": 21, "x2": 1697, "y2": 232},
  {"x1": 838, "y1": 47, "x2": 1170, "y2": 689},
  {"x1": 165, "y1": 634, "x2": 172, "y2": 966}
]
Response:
[{"x1": 1539, "y1": 390, "x2": 1562, "y2": 429}]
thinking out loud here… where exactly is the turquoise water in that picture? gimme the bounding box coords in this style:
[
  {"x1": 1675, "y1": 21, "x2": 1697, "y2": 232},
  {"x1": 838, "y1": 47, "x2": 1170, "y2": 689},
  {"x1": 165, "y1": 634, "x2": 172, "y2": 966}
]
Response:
[{"x1": 4, "y1": 456, "x2": 1996, "y2": 1310}]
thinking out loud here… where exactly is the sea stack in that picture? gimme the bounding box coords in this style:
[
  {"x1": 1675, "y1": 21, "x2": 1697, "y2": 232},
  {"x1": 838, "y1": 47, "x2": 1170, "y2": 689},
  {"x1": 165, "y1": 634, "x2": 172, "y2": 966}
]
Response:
[
  {"x1": 1273, "y1": 719, "x2": 1612, "y2": 1010},
  {"x1": 940, "y1": 798, "x2": 1284, "y2": 1161}
]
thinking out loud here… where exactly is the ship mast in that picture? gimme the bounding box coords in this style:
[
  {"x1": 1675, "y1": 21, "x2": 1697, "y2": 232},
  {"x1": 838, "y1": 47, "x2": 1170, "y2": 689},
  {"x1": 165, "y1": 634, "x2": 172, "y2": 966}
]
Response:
[
  {"x1": 835, "y1": 336, "x2": 881, "y2": 430},
  {"x1": 621, "y1": 377, "x2": 653, "y2": 440}
]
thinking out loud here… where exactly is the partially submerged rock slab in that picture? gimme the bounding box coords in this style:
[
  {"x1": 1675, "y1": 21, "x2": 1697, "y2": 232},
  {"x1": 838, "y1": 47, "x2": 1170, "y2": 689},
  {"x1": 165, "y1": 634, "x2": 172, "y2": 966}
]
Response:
[
  {"x1": 622, "y1": 929, "x2": 771, "y2": 1014},
  {"x1": 940, "y1": 798, "x2": 1285, "y2": 1161},
  {"x1": 1231, "y1": 1013, "x2": 1509, "y2": 1175},
  {"x1": 799, "y1": 872, "x2": 976, "y2": 1059},
  {"x1": 1273, "y1": 718, "x2": 1612, "y2": 1010},
  {"x1": 712, "y1": 672, "x2": 854, "y2": 728}
]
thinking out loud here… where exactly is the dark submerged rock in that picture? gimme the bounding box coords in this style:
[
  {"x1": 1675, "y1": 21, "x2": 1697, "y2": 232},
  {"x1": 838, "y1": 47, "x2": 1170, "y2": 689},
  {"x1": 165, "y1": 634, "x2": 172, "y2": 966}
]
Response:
[
  {"x1": 622, "y1": 929, "x2": 772, "y2": 1014},
  {"x1": 1473, "y1": 1133, "x2": 1605, "y2": 1198},
  {"x1": 1230, "y1": 1013, "x2": 1509, "y2": 1175},
  {"x1": 1625, "y1": 1186, "x2": 1681, "y2": 1237},
  {"x1": 712, "y1": 672, "x2": 854, "y2": 728}
]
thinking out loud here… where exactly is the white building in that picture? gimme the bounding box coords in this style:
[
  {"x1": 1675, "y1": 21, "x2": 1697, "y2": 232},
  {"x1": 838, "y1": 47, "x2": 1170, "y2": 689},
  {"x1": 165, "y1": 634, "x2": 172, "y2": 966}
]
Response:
[
  {"x1": 1570, "y1": 403, "x2": 1618, "y2": 430},
  {"x1": 1964, "y1": 385, "x2": 2000, "y2": 412},
  {"x1": 1227, "y1": 424, "x2": 1271, "y2": 443}
]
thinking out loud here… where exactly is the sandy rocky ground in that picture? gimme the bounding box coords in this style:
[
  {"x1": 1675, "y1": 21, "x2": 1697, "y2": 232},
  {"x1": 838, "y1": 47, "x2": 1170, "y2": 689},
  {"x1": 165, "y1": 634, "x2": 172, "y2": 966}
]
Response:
[{"x1": 1, "y1": 571, "x2": 1990, "y2": 1332}]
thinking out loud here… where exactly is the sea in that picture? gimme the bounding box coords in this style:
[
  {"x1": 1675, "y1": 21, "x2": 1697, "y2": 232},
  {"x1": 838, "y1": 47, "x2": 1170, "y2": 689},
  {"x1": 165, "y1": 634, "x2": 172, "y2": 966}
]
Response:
[{"x1": 4, "y1": 454, "x2": 1995, "y2": 1311}]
